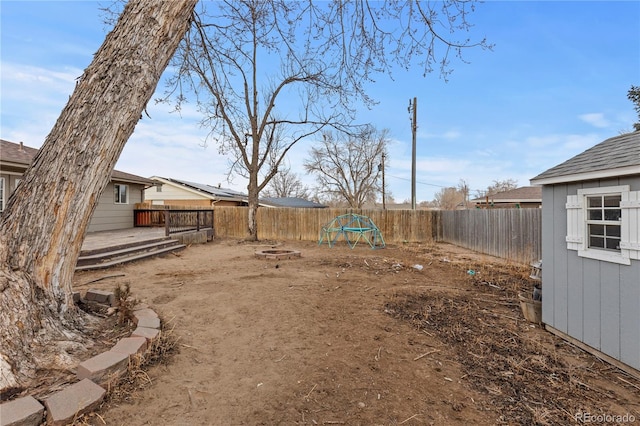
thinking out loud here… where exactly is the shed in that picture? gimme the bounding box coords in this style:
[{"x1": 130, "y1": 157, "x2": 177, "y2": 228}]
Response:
[{"x1": 530, "y1": 131, "x2": 640, "y2": 376}]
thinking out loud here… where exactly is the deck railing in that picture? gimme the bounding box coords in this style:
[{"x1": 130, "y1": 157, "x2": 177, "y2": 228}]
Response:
[{"x1": 134, "y1": 208, "x2": 214, "y2": 236}]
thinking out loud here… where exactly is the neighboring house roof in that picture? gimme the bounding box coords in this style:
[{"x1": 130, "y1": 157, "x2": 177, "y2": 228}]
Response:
[
  {"x1": 0, "y1": 139, "x2": 39, "y2": 166},
  {"x1": 151, "y1": 177, "x2": 327, "y2": 208},
  {"x1": 530, "y1": 132, "x2": 640, "y2": 185},
  {"x1": 261, "y1": 197, "x2": 327, "y2": 208},
  {"x1": 110, "y1": 170, "x2": 155, "y2": 186},
  {"x1": 0, "y1": 139, "x2": 154, "y2": 185},
  {"x1": 150, "y1": 176, "x2": 249, "y2": 204},
  {"x1": 471, "y1": 186, "x2": 542, "y2": 204}
]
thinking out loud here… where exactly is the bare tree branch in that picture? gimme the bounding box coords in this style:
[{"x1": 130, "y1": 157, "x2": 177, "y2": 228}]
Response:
[
  {"x1": 162, "y1": 0, "x2": 490, "y2": 238},
  {"x1": 305, "y1": 127, "x2": 390, "y2": 208}
]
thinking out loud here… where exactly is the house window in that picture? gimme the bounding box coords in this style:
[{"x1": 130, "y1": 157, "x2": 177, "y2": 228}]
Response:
[
  {"x1": 0, "y1": 177, "x2": 4, "y2": 212},
  {"x1": 114, "y1": 184, "x2": 128, "y2": 204},
  {"x1": 566, "y1": 185, "x2": 640, "y2": 265}
]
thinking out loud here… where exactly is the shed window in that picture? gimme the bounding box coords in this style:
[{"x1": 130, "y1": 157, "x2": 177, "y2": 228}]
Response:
[
  {"x1": 114, "y1": 184, "x2": 128, "y2": 204},
  {"x1": 586, "y1": 194, "x2": 621, "y2": 251},
  {"x1": 566, "y1": 185, "x2": 640, "y2": 265}
]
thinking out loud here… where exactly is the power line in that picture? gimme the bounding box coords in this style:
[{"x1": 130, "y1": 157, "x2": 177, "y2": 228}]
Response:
[
  {"x1": 386, "y1": 173, "x2": 484, "y2": 193},
  {"x1": 386, "y1": 173, "x2": 447, "y2": 188}
]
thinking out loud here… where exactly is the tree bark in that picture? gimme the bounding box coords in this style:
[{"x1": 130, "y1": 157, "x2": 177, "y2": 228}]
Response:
[
  {"x1": 0, "y1": 0, "x2": 197, "y2": 395},
  {"x1": 247, "y1": 175, "x2": 259, "y2": 241}
]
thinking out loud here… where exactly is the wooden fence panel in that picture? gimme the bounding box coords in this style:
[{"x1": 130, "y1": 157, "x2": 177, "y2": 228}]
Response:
[{"x1": 437, "y1": 209, "x2": 541, "y2": 264}]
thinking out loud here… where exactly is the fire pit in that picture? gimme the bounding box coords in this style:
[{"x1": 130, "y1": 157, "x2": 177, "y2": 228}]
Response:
[{"x1": 254, "y1": 249, "x2": 301, "y2": 260}]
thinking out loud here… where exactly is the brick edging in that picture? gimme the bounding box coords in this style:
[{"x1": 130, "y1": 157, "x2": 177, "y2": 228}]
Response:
[{"x1": 0, "y1": 290, "x2": 162, "y2": 426}]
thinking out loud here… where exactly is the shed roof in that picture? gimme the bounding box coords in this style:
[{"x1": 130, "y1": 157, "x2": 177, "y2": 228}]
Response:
[
  {"x1": 530, "y1": 132, "x2": 640, "y2": 185},
  {"x1": 0, "y1": 139, "x2": 154, "y2": 186}
]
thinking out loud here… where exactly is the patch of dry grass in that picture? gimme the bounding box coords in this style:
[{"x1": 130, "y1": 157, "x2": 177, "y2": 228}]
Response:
[{"x1": 73, "y1": 320, "x2": 180, "y2": 425}]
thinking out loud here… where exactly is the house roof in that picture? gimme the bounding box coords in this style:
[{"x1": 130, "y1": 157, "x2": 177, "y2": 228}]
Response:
[
  {"x1": 110, "y1": 170, "x2": 154, "y2": 186},
  {"x1": 530, "y1": 132, "x2": 640, "y2": 185},
  {"x1": 151, "y1": 176, "x2": 249, "y2": 203},
  {"x1": 0, "y1": 139, "x2": 39, "y2": 166},
  {"x1": 0, "y1": 139, "x2": 154, "y2": 185},
  {"x1": 261, "y1": 197, "x2": 327, "y2": 208},
  {"x1": 151, "y1": 177, "x2": 327, "y2": 208},
  {"x1": 471, "y1": 186, "x2": 542, "y2": 203}
]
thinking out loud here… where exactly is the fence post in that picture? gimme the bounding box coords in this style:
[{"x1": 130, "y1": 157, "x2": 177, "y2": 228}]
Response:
[
  {"x1": 164, "y1": 209, "x2": 170, "y2": 237},
  {"x1": 197, "y1": 210, "x2": 201, "y2": 232}
]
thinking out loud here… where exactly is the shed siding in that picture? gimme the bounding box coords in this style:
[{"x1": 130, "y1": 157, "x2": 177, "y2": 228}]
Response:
[
  {"x1": 541, "y1": 187, "x2": 556, "y2": 327},
  {"x1": 618, "y1": 176, "x2": 640, "y2": 367},
  {"x1": 620, "y1": 264, "x2": 640, "y2": 366},
  {"x1": 566, "y1": 250, "x2": 583, "y2": 341},
  {"x1": 551, "y1": 185, "x2": 569, "y2": 332},
  {"x1": 87, "y1": 182, "x2": 143, "y2": 232},
  {"x1": 601, "y1": 261, "x2": 620, "y2": 359},
  {"x1": 542, "y1": 177, "x2": 640, "y2": 371},
  {"x1": 582, "y1": 258, "x2": 600, "y2": 349}
]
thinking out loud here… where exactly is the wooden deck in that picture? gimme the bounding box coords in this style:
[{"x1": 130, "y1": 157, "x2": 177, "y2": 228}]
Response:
[{"x1": 81, "y1": 228, "x2": 168, "y2": 252}]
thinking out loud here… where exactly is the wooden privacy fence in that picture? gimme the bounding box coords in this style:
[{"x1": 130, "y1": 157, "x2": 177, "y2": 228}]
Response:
[
  {"x1": 210, "y1": 206, "x2": 541, "y2": 264},
  {"x1": 437, "y1": 208, "x2": 542, "y2": 264},
  {"x1": 213, "y1": 207, "x2": 439, "y2": 244}
]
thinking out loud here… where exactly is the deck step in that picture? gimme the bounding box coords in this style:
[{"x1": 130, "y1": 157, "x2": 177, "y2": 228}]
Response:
[
  {"x1": 76, "y1": 239, "x2": 185, "y2": 271},
  {"x1": 77, "y1": 239, "x2": 180, "y2": 263},
  {"x1": 78, "y1": 237, "x2": 174, "y2": 257}
]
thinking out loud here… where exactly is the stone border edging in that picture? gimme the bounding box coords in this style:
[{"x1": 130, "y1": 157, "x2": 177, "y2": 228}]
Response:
[{"x1": 0, "y1": 289, "x2": 162, "y2": 426}]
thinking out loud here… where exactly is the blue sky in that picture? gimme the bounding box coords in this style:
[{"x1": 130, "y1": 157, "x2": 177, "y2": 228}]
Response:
[{"x1": 1, "y1": 1, "x2": 639, "y2": 203}]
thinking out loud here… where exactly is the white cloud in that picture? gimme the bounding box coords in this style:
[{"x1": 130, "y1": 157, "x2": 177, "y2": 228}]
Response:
[
  {"x1": 421, "y1": 129, "x2": 462, "y2": 140},
  {"x1": 578, "y1": 112, "x2": 610, "y2": 128},
  {"x1": 0, "y1": 62, "x2": 83, "y2": 146},
  {"x1": 387, "y1": 130, "x2": 607, "y2": 201},
  {"x1": 116, "y1": 101, "x2": 248, "y2": 192}
]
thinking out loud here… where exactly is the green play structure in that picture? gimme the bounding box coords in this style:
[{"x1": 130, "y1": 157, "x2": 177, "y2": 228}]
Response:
[{"x1": 318, "y1": 213, "x2": 386, "y2": 249}]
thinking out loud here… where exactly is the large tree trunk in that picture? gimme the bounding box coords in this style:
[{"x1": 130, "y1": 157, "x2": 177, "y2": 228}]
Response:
[
  {"x1": 246, "y1": 176, "x2": 259, "y2": 242},
  {"x1": 0, "y1": 0, "x2": 197, "y2": 395}
]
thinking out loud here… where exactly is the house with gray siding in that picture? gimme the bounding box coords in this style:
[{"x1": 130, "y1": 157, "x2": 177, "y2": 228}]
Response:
[
  {"x1": 530, "y1": 131, "x2": 640, "y2": 376},
  {"x1": 0, "y1": 139, "x2": 154, "y2": 232}
]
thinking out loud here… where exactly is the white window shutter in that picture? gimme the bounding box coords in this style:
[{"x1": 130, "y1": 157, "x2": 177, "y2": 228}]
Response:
[
  {"x1": 620, "y1": 190, "x2": 640, "y2": 260},
  {"x1": 566, "y1": 194, "x2": 583, "y2": 251}
]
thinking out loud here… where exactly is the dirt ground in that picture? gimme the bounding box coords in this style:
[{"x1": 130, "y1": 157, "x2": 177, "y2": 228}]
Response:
[{"x1": 68, "y1": 239, "x2": 640, "y2": 425}]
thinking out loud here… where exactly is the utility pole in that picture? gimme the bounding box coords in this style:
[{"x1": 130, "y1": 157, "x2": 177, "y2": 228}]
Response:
[
  {"x1": 409, "y1": 97, "x2": 417, "y2": 210},
  {"x1": 380, "y1": 153, "x2": 386, "y2": 210}
]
